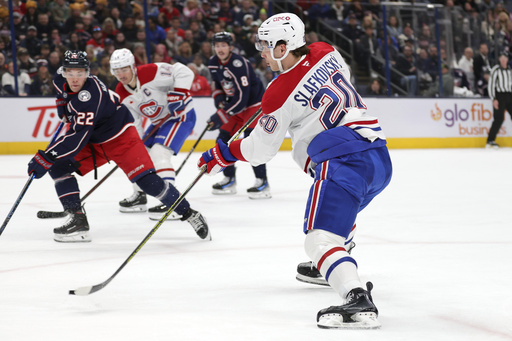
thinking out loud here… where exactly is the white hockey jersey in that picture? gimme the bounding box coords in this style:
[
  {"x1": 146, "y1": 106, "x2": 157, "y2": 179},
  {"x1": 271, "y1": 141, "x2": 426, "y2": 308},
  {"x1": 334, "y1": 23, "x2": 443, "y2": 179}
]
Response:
[
  {"x1": 238, "y1": 42, "x2": 386, "y2": 172},
  {"x1": 115, "y1": 62, "x2": 195, "y2": 135}
]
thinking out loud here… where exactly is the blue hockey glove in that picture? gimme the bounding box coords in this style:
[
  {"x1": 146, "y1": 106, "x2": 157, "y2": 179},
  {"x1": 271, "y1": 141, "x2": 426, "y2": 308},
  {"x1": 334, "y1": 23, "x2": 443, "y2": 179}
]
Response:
[
  {"x1": 207, "y1": 108, "x2": 229, "y2": 131},
  {"x1": 167, "y1": 88, "x2": 191, "y2": 117},
  {"x1": 198, "y1": 140, "x2": 238, "y2": 175},
  {"x1": 28, "y1": 150, "x2": 55, "y2": 179}
]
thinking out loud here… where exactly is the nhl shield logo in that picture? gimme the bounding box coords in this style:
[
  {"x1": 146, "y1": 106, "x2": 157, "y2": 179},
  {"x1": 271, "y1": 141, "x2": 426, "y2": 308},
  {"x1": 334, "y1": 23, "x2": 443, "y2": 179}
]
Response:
[{"x1": 78, "y1": 90, "x2": 91, "y2": 102}]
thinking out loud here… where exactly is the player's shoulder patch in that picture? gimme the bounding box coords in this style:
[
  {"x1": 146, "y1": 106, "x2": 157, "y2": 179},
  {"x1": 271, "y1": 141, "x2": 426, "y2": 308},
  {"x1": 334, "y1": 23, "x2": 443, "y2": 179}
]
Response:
[
  {"x1": 232, "y1": 59, "x2": 243, "y2": 68},
  {"x1": 78, "y1": 90, "x2": 91, "y2": 102}
]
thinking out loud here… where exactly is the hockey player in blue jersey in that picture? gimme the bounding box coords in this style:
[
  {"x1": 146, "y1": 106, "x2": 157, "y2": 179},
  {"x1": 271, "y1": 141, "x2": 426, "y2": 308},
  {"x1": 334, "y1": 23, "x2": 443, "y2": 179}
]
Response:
[
  {"x1": 207, "y1": 32, "x2": 271, "y2": 199},
  {"x1": 27, "y1": 50, "x2": 211, "y2": 242},
  {"x1": 199, "y1": 14, "x2": 392, "y2": 329}
]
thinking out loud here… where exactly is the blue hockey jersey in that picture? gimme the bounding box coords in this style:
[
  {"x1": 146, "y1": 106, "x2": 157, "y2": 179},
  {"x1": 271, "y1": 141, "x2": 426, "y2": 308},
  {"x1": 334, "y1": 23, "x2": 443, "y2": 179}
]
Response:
[
  {"x1": 48, "y1": 71, "x2": 134, "y2": 161},
  {"x1": 208, "y1": 52, "x2": 264, "y2": 115}
]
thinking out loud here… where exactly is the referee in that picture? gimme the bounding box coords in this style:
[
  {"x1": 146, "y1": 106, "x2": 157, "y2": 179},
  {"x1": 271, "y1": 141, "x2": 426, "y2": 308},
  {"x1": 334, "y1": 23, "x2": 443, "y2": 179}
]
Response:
[{"x1": 487, "y1": 51, "x2": 512, "y2": 148}]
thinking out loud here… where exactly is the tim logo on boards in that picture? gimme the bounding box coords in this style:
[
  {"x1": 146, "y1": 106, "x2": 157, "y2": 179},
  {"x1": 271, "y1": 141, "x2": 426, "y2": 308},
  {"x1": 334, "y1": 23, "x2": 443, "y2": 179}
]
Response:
[{"x1": 430, "y1": 102, "x2": 507, "y2": 136}]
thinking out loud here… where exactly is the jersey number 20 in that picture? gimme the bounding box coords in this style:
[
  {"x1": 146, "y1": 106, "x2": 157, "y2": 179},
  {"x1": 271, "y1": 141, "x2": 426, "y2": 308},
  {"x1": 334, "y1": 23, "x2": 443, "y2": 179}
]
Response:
[{"x1": 311, "y1": 72, "x2": 365, "y2": 130}]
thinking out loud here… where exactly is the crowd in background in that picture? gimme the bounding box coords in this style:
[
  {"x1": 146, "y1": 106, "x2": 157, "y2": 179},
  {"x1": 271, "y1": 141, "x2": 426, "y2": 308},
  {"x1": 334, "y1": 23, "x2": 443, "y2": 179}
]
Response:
[{"x1": 0, "y1": 0, "x2": 511, "y2": 97}]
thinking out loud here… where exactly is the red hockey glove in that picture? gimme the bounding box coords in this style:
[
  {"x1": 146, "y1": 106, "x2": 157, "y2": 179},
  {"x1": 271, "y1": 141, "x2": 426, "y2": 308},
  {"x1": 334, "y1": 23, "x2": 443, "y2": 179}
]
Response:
[{"x1": 198, "y1": 140, "x2": 238, "y2": 175}]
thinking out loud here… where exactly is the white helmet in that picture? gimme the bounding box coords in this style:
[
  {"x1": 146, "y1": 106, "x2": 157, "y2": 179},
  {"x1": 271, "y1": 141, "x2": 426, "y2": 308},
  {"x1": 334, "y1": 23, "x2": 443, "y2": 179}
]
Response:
[
  {"x1": 256, "y1": 13, "x2": 306, "y2": 54},
  {"x1": 110, "y1": 48, "x2": 136, "y2": 80}
]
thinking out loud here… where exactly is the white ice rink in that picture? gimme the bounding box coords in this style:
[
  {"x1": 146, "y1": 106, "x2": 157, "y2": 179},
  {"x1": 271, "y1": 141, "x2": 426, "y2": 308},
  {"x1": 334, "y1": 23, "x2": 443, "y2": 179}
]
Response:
[{"x1": 1, "y1": 149, "x2": 512, "y2": 341}]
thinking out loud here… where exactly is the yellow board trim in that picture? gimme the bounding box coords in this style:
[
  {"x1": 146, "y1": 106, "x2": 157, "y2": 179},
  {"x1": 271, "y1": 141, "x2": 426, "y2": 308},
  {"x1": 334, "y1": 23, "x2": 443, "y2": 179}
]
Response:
[{"x1": 2, "y1": 137, "x2": 511, "y2": 155}]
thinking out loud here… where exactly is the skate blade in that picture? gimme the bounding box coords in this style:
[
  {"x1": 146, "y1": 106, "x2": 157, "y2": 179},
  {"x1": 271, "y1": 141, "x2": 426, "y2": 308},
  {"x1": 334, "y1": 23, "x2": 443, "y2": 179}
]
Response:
[
  {"x1": 212, "y1": 188, "x2": 237, "y2": 195},
  {"x1": 149, "y1": 211, "x2": 182, "y2": 221},
  {"x1": 247, "y1": 191, "x2": 272, "y2": 199},
  {"x1": 119, "y1": 205, "x2": 147, "y2": 213},
  {"x1": 54, "y1": 231, "x2": 91, "y2": 243},
  {"x1": 318, "y1": 312, "x2": 381, "y2": 330},
  {"x1": 296, "y1": 274, "x2": 329, "y2": 286}
]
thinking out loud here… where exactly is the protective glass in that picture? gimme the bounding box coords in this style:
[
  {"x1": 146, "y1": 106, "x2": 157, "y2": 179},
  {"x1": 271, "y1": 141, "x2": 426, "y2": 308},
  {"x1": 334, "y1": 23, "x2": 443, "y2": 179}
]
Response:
[
  {"x1": 63, "y1": 69, "x2": 89, "y2": 78},
  {"x1": 255, "y1": 36, "x2": 271, "y2": 52}
]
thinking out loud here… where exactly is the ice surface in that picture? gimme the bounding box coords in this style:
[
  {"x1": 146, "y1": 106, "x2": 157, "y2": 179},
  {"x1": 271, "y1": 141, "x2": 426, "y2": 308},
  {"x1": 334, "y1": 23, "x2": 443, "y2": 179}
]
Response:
[{"x1": 1, "y1": 149, "x2": 512, "y2": 341}]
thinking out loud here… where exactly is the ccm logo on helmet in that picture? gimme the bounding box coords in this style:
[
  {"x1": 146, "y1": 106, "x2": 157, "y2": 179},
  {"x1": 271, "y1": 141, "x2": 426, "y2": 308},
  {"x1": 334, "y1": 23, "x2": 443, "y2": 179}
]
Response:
[{"x1": 273, "y1": 16, "x2": 291, "y2": 21}]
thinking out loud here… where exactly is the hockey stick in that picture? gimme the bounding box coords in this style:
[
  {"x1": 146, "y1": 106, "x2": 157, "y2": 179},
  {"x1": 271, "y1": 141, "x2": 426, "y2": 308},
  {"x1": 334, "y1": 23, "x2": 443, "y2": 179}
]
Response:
[
  {"x1": 37, "y1": 120, "x2": 167, "y2": 219},
  {"x1": 175, "y1": 125, "x2": 209, "y2": 176},
  {"x1": 1, "y1": 122, "x2": 65, "y2": 236},
  {"x1": 69, "y1": 108, "x2": 263, "y2": 296}
]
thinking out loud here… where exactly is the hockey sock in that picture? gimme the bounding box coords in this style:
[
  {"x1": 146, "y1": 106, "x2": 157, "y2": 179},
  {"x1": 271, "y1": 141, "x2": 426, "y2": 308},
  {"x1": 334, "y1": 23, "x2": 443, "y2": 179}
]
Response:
[
  {"x1": 149, "y1": 144, "x2": 176, "y2": 185},
  {"x1": 136, "y1": 173, "x2": 190, "y2": 215},
  {"x1": 305, "y1": 229, "x2": 363, "y2": 300},
  {"x1": 252, "y1": 164, "x2": 267, "y2": 180},
  {"x1": 54, "y1": 174, "x2": 82, "y2": 212}
]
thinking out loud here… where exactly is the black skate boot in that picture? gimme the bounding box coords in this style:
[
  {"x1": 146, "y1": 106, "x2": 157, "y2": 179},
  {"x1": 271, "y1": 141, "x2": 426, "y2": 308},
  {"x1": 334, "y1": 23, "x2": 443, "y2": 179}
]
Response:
[
  {"x1": 53, "y1": 210, "x2": 91, "y2": 243},
  {"x1": 317, "y1": 282, "x2": 380, "y2": 329},
  {"x1": 181, "y1": 209, "x2": 211, "y2": 240},
  {"x1": 247, "y1": 178, "x2": 271, "y2": 199},
  {"x1": 212, "y1": 176, "x2": 236, "y2": 195},
  {"x1": 148, "y1": 204, "x2": 183, "y2": 221},
  {"x1": 296, "y1": 242, "x2": 356, "y2": 286},
  {"x1": 119, "y1": 191, "x2": 147, "y2": 213}
]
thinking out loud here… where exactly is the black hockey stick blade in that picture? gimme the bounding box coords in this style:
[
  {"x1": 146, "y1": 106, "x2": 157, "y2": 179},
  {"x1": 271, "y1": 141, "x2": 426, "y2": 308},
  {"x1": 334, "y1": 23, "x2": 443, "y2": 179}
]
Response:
[
  {"x1": 37, "y1": 210, "x2": 69, "y2": 219},
  {"x1": 69, "y1": 279, "x2": 112, "y2": 296}
]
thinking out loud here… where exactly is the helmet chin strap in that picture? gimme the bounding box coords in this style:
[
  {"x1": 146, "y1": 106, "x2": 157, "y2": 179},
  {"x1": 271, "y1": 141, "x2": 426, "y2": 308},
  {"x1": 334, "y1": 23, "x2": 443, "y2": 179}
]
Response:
[{"x1": 270, "y1": 46, "x2": 290, "y2": 72}]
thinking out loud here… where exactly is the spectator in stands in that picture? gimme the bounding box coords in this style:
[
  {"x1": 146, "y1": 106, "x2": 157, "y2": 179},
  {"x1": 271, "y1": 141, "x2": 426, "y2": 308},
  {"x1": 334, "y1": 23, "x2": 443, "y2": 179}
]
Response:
[
  {"x1": 343, "y1": 1, "x2": 365, "y2": 22},
  {"x1": 0, "y1": 52, "x2": 8, "y2": 79},
  {"x1": 476, "y1": 66, "x2": 490, "y2": 97},
  {"x1": 235, "y1": 0, "x2": 258, "y2": 24},
  {"x1": 416, "y1": 48, "x2": 436, "y2": 90},
  {"x1": 146, "y1": 16, "x2": 167, "y2": 45},
  {"x1": 37, "y1": 43, "x2": 51, "y2": 61},
  {"x1": 398, "y1": 23, "x2": 416, "y2": 50},
  {"x1": 29, "y1": 59, "x2": 54, "y2": 96},
  {"x1": 367, "y1": 78, "x2": 386, "y2": 96},
  {"x1": 198, "y1": 40, "x2": 213, "y2": 64},
  {"x1": 35, "y1": 12, "x2": 53, "y2": 42},
  {"x1": 97, "y1": 54, "x2": 118, "y2": 89},
  {"x1": 0, "y1": 36, "x2": 12, "y2": 62},
  {"x1": 473, "y1": 42, "x2": 491, "y2": 90},
  {"x1": 357, "y1": 25, "x2": 378, "y2": 72},
  {"x1": 110, "y1": 0, "x2": 133, "y2": 21},
  {"x1": 458, "y1": 47, "x2": 475, "y2": 90},
  {"x1": 63, "y1": 3, "x2": 84, "y2": 34},
  {"x1": 12, "y1": 11, "x2": 28, "y2": 43},
  {"x1": 132, "y1": 42, "x2": 148, "y2": 66},
  {"x1": 183, "y1": 29, "x2": 201, "y2": 54},
  {"x1": 342, "y1": 13, "x2": 363, "y2": 42},
  {"x1": 48, "y1": 0, "x2": 70, "y2": 29},
  {"x1": 48, "y1": 28, "x2": 62, "y2": 50},
  {"x1": 183, "y1": 0, "x2": 200, "y2": 23},
  {"x1": 120, "y1": 17, "x2": 138, "y2": 42},
  {"x1": 93, "y1": 0, "x2": 110, "y2": 25},
  {"x1": 153, "y1": 43, "x2": 172, "y2": 63},
  {"x1": 86, "y1": 26, "x2": 105, "y2": 59},
  {"x1": 109, "y1": 7, "x2": 123, "y2": 29},
  {"x1": 395, "y1": 44, "x2": 418, "y2": 96},
  {"x1": 308, "y1": 0, "x2": 331, "y2": 29},
  {"x1": 66, "y1": 31, "x2": 86, "y2": 52},
  {"x1": 20, "y1": 25, "x2": 42, "y2": 58},
  {"x1": 200, "y1": 0, "x2": 219, "y2": 29},
  {"x1": 190, "y1": 19, "x2": 207, "y2": 44},
  {"x1": 2, "y1": 61, "x2": 31, "y2": 96},
  {"x1": 386, "y1": 15, "x2": 401, "y2": 40},
  {"x1": 17, "y1": 47, "x2": 38, "y2": 78},
  {"x1": 170, "y1": 17, "x2": 186, "y2": 39},
  {"x1": 113, "y1": 32, "x2": 131, "y2": 51},
  {"x1": 188, "y1": 62, "x2": 212, "y2": 96},
  {"x1": 81, "y1": 13, "x2": 96, "y2": 36},
  {"x1": 174, "y1": 41, "x2": 194, "y2": 64},
  {"x1": 417, "y1": 24, "x2": 433, "y2": 51},
  {"x1": 23, "y1": 0, "x2": 38, "y2": 27},
  {"x1": 47, "y1": 51, "x2": 61, "y2": 75},
  {"x1": 423, "y1": 63, "x2": 454, "y2": 97},
  {"x1": 160, "y1": 0, "x2": 181, "y2": 21},
  {"x1": 192, "y1": 52, "x2": 211, "y2": 82},
  {"x1": 217, "y1": 0, "x2": 235, "y2": 27},
  {"x1": 164, "y1": 29, "x2": 181, "y2": 57},
  {"x1": 329, "y1": 0, "x2": 344, "y2": 24},
  {"x1": 102, "y1": 18, "x2": 119, "y2": 41}
]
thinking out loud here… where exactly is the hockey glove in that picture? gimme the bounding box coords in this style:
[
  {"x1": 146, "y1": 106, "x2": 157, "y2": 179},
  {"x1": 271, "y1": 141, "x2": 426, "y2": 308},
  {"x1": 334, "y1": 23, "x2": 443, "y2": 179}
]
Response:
[
  {"x1": 28, "y1": 150, "x2": 55, "y2": 179},
  {"x1": 56, "y1": 98, "x2": 69, "y2": 123},
  {"x1": 167, "y1": 88, "x2": 191, "y2": 117},
  {"x1": 198, "y1": 140, "x2": 238, "y2": 175},
  {"x1": 207, "y1": 108, "x2": 229, "y2": 131}
]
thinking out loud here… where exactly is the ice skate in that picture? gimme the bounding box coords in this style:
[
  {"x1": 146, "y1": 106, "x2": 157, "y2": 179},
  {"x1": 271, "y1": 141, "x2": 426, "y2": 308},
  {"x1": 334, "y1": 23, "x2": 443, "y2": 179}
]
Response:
[
  {"x1": 296, "y1": 242, "x2": 356, "y2": 286},
  {"x1": 181, "y1": 209, "x2": 211, "y2": 240},
  {"x1": 317, "y1": 282, "x2": 381, "y2": 329},
  {"x1": 212, "y1": 176, "x2": 236, "y2": 195},
  {"x1": 247, "y1": 178, "x2": 271, "y2": 199},
  {"x1": 486, "y1": 141, "x2": 499, "y2": 149},
  {"x1": 53, "y1": 210, "x2": 91, "y2": 243},
  {"x1": 119, "y1": 191, "x2": 147, "y2": 213},
  {"x1": 148, "y1": 204, "x2": 183, "y2": 221}
]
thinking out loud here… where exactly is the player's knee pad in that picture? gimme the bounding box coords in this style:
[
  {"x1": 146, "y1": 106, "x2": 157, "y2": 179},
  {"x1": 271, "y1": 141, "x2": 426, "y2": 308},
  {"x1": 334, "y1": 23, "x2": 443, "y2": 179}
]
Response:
[
  {"x1": 149, "y1": 143, "x2": 175, "y2": 184},
  {"x1": 304, "y1": 229, "x2": 357, "y2": 282}
]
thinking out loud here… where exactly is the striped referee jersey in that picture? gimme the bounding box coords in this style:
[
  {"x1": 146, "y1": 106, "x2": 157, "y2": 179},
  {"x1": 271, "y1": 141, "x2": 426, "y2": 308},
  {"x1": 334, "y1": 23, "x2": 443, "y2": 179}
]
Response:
[{"x1": 488, "y1": 64, "x2": 512, "y2": 100}]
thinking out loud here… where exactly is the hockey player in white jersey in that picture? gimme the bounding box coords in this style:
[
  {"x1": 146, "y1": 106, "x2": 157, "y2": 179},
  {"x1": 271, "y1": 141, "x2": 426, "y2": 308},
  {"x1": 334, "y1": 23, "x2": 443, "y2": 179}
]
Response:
[
  {"x1": 198, "y1": 13, "x2": 392, "y2": 329},
  {"x1": 110, "y1": 48, "x2": 196, "y2": 220}
]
